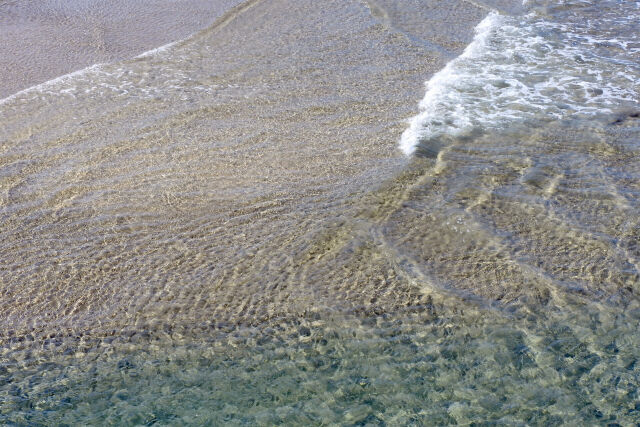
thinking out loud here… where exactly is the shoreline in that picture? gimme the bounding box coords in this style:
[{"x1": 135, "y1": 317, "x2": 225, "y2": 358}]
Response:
[
  {"x1": 0, "y1": 0, "x2": 244, "y2": 98},
  {"x1": 2, "y1": 0, "x2": 638, "y2": 424},
  {"x1": 0, "y1": 0, "x2": 497, "y2": 339}
]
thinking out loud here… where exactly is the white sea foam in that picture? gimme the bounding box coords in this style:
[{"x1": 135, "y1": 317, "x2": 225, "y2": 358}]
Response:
[
  {"x1": 400, "y1": 12, "x2": 502, "y2": 155},
  {"x1": 135, "y1": 40, "x2": 181, "y2": 59},
  {"x1": 0, "y1": 64, "x2": 107, "y2": 107},
  {"x1": 400, "y1": 0, "x2": 640, "y2": 155},
  {"x1": 0, "y1": 37, "x2": 187, "y2": 108}
]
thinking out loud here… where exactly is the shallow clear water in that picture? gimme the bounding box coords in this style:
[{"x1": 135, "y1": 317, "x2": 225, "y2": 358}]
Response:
[
  {"x1": 3, "y1": 305, "x2": 640, "y2": 425},
  {"x1": 1, "y1": 0, "x2": 639, "y2": 425}
]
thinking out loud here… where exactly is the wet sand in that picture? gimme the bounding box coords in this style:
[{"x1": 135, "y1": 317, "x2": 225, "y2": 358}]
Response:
[
  {"x1": 2, "y1": 0, "x2": 634, "y2": 347},
  {"x1": 1, "y1": 0, "x2": 499, "y2": 338},
  {"x1": 0, "y1": 0, "x2": 243, "y2": 98}
]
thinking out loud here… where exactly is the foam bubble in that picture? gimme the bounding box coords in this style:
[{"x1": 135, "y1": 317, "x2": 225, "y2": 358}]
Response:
[
  {"x1": 0, "y1": 32, "x2": 187, "y2": 107},
  {"x1": 400, "y1": 0, "x2": 640, "y2": 155},
  {"x1": 400, "y1": 12, "x2": 503, "y2": 155},
  {"x1": 0, "y1": 64, "x2": 108, "y2": 107},
  {"x1": 135, "y1": 40, "x2": 181, "y2": 59}
]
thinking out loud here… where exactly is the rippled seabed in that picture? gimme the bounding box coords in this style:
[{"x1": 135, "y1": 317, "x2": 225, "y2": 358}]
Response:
[{"x1": 1, "y1": 0, "x2": 640, "y2": 425}]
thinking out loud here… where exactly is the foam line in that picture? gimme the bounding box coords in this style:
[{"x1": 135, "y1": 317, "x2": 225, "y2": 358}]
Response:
[{"x1": 399, "y1": 13, "x2": 502, "y2": 155}]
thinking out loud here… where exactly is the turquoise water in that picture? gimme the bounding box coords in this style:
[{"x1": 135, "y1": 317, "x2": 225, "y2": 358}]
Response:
[{"x1": 3, "y1": 302, "x2": 640, "y2": 425}]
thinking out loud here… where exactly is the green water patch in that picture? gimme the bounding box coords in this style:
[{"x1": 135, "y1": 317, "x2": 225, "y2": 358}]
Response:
[{"x1": 1, "y1": 302, "x2": 639, "y2": 425}]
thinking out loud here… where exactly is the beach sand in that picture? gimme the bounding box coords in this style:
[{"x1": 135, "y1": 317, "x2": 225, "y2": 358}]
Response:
[
  {"x1": 0, "y1": 0, "x2": 243, "y2": 98},
  {"x1": 1, "y1": 0, "x2": 498, "y2": 338},
  {"x1": 2, "y1": 0, "x2": 632, "y2": 349}
]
